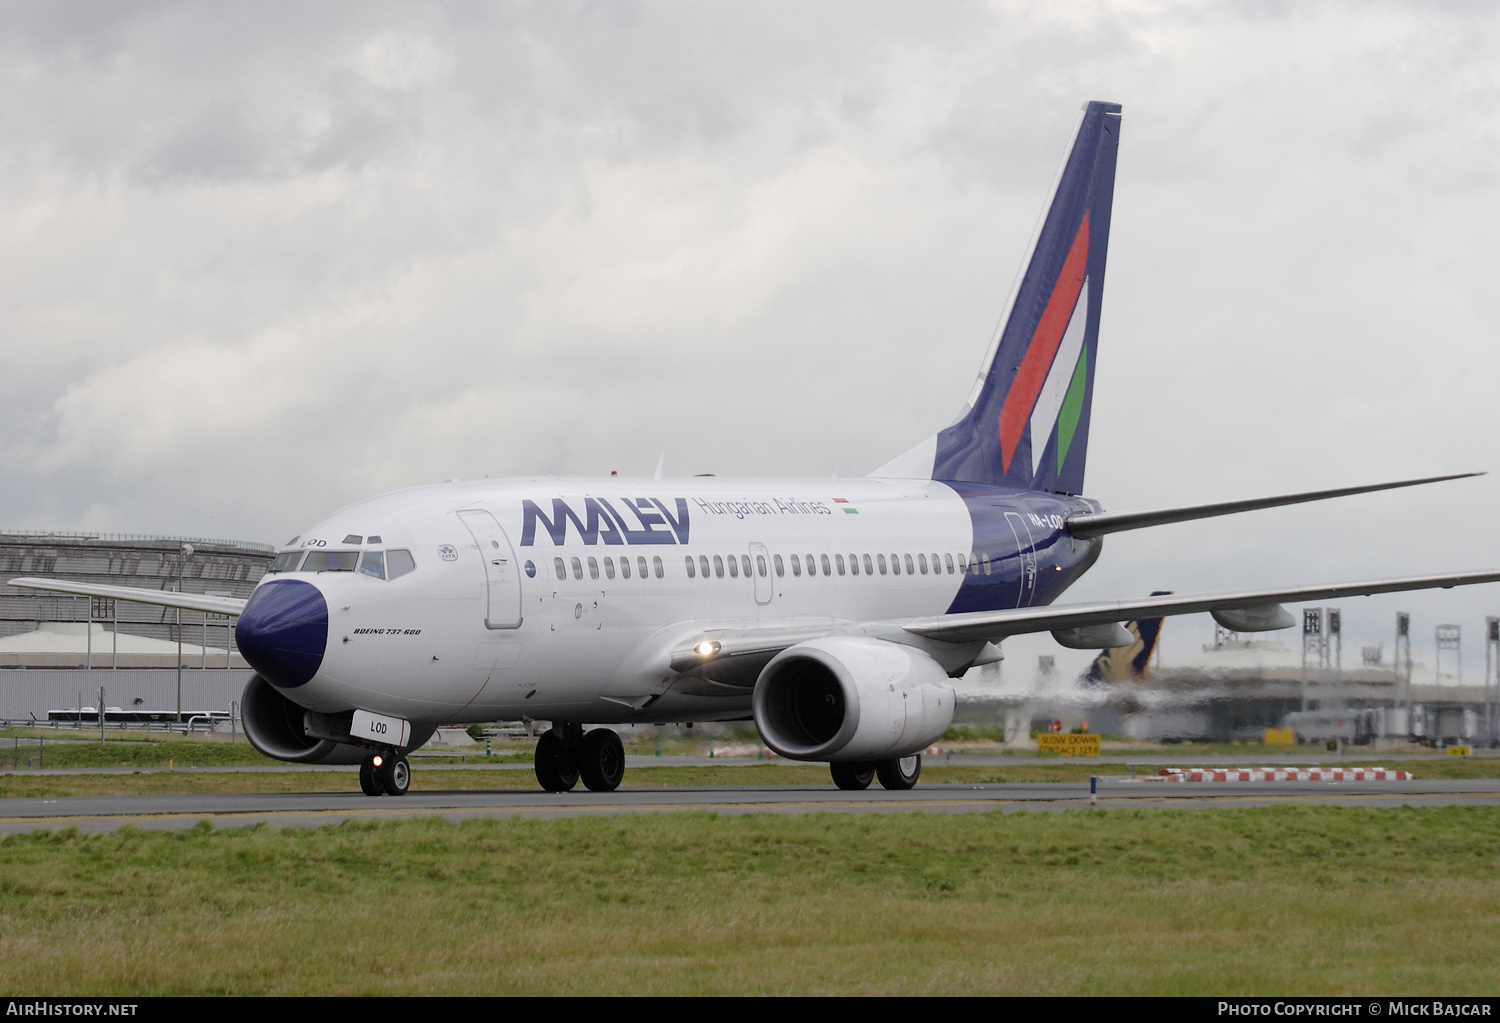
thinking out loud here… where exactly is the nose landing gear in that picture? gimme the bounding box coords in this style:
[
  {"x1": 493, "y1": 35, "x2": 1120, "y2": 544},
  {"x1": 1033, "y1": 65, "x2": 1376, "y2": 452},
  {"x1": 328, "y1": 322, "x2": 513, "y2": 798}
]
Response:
[{"x1": 359, "y1": 753, "x2": 411, "y2": 796}]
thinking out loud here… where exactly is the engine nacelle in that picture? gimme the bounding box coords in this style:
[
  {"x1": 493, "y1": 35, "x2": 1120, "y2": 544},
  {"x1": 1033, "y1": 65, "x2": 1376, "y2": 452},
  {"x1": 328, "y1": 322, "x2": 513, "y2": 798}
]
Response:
[
  {"x1": 752, "y1": 637, "x2": 955, "y2": 762},
  {"x1": 241, "y1": 674, "x2": 380, "y2": 765}
]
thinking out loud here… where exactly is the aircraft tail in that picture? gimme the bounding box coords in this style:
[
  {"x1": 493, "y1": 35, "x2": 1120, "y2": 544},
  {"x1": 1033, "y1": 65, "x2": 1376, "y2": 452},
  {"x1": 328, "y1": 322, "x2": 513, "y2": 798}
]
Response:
[
  {"x1": 870, "y1": 101, "x2": 1121, "y2": 493},
  {"x1": 1085, "y1": 591, "x2": 1168, "y2": 683}
]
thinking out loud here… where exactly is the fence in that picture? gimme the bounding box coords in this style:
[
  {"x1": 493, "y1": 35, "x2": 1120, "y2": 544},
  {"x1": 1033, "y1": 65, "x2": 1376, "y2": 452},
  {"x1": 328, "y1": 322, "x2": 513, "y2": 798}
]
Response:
[{"x1": 0, "y1": 667, "x2": 255, "y2": 722}]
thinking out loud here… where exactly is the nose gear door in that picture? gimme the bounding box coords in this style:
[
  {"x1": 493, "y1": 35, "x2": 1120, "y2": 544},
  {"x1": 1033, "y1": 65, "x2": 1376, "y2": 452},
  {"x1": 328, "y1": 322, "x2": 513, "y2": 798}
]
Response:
[{"x1": 457, "y1": 509, "x2": 524, "y2": 629}]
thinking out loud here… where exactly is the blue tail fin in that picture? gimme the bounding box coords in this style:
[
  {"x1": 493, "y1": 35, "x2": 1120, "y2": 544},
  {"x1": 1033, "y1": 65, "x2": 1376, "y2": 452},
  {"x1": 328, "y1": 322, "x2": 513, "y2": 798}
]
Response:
[
  {"x1": 871, "y1": 101, "x2": 1121, "y2": 492},
  {"x1": 1086, "y1": 591, "x2": 1169, "y2": 683}
]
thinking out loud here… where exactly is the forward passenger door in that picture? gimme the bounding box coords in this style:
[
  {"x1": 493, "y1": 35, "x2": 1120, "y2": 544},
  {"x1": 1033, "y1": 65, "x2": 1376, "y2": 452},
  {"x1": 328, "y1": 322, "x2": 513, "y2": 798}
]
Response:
[{"x1": 457, "y1": 509, "x2": 524, "y2": 629}]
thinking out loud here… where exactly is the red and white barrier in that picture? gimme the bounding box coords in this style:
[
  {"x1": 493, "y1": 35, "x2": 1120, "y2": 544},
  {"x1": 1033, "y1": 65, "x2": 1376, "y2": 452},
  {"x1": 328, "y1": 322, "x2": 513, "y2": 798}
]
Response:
[{"x1": 1145, "y1": 766, "x2": 1413, "y2": 783}]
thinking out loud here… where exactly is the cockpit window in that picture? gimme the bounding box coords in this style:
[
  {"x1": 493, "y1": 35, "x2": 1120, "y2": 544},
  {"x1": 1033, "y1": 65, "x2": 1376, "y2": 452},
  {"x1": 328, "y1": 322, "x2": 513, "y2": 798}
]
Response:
[
  {"x1": 302, "y1": 551, "x2": 359, "y2": 572},
  {"x1": 342, "y1": 534, "x2": 363, "y2": 545},
  {"x1": 359, "y1": 551, "x2": 385, "y2": 579},
  {"x1": 386, "y1": 549, "x2": 416, "y2": 580},
  {"x1": 269, "y1": 551, "x2": 304, "y2": 573},
  {"x1": 367, "y1": 535, "x2": 383, "y2": 544}
]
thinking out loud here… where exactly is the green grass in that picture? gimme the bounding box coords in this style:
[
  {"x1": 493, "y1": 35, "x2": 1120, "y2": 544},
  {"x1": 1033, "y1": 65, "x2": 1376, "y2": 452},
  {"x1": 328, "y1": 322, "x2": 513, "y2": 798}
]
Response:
[{"x1": 0, "y1": 806, "x2": 1497, "y2": 994}]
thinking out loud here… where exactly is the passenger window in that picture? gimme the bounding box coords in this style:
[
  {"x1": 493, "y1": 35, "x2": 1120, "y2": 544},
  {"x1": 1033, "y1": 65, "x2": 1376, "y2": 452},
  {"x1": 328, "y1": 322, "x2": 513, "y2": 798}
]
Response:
[
  {"x1": 757, "y1": 555, "x2": 767, "y2": 577},
  {"x1": 728, "y1": 556, "x2": 739, "y2": 578},
  {"x1": 714, "y1": 555, "x2": 724, "y2": 578},
  {"x1": 621, "y1": 557, "x2": 632, "y2": 579},
  {"x1": 918, "y1": 554, "x2": 928, "y2": 575},
  {"x1": 820, "y1": 554, "x2": 831, "y2": 575},
  {"x1": 930, "y1": 553, "x2": 940, "y2": 573},
  {"x1": 791, "y1": 554, "x2": 802, "y2": 577},
  {"x1": 835, "y1": 554, "x2": 846, "y2": 576},
  {"x1": 685, "y1": 556, "x2": 696, "y2": 578},
  {"x1": 605, "y1": 557, "x2": 616, "y2": 580},
  {"x1": 741, "y1": 555, "x2": 751, "y2": 577},
  {"x1": 554, "y1": 557, "x2": 567, "y2": 579},
  {"x1": 945, "y1": 553, "x2": 955, "y2": 574},
  {"x1": 890, "y1": 553, "x2": 900, "y2": 576},
  {"x1": 863, "y1": 554, "x2": 873, "y2": 575},
  {"x1": 700, "y1": 555, "x2": 710, "y2": 578},
  {"x1": 637, "y1": 556, "x2": 649, "y2": 579},
  {"x1": 387, "y1": 549, "x2": 416, "y2": 580},
  {"x1": 904, "y1": 554, "x2": 915, "y2": 575},
  {"x1": 358, "y1": 551, "x2": 385, "y2": 579},
  {"x1": 877, "y1": 554, "x2": 887, "y2": 575},
  {"x1": 588, "y1": 557, "x2": 599, "y2": 581},
  {"x1": 983, "y1": 554, "x2": 992, "y2": 576},
  {"x1": 270, "y1": 551, "x2": 303, "y2": 573},
  {"x1": 847, "y1": 554, "x2": 858, "y2": 576},
  {"x1": 957, "y1": 552, "x2": 968, "y2": 574},
  {"x1": 571, "y1": 557, "x2": 583, "y2": 580},
  {"x1": 303, "y1": 551, "x2": 358, "y2": 572},
  {"x1": 774, "y1": 554, "x2": 784, "y2": 577},
  {"x1": 653, "y1": 556, "x2": 663, "y2": 579}
]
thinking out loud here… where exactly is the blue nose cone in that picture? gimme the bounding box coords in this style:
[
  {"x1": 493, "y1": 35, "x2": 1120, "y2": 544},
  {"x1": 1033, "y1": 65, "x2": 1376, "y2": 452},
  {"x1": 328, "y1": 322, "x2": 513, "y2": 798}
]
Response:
[{"x1": 236, "y1": 579, "x2": 328, "y2": 688}]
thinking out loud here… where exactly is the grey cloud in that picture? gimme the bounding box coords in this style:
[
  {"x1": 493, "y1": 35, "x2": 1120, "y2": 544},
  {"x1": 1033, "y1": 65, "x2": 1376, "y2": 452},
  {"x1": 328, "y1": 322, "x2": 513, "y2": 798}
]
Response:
[{"x1": 1, "y1": 0, "x2": 1499, "y2": 659}]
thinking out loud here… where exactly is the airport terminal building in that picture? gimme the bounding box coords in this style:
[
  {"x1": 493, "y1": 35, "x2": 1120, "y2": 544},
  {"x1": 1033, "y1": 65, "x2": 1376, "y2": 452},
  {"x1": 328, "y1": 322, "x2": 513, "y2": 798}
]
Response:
[{"x1": 0, "y1": 530, "x2": 273, "y2": 721}]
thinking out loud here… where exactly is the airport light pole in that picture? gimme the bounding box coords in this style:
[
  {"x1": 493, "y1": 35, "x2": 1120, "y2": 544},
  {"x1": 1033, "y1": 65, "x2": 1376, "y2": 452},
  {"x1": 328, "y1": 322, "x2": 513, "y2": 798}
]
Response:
[{"x1": 175, "y1": 543, "x2": 194, "y2": 725}]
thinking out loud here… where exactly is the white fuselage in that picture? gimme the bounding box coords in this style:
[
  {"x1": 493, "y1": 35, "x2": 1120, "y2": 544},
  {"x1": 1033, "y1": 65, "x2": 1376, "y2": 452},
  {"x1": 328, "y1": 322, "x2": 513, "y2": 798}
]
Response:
[{"x1": 258, "y1": 475, "x2": 1097, "y2": 730}]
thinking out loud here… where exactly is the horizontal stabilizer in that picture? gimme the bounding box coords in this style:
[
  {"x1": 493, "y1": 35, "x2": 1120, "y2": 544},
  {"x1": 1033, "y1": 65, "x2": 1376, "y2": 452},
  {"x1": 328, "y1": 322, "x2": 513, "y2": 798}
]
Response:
[
  {"x1": 1066, "y1": 472, "x2": 1482, "y2": 539},
  {"x1": 6, "y1": 578, "x2": 248, "y2": 617},
  {"x1": 902, "y1": 568, "x2": 1500, "y2": 645}
]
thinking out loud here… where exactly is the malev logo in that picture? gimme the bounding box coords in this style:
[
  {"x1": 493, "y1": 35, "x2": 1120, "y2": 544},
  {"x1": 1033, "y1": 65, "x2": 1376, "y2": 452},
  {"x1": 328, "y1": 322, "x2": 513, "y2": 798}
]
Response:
[{"x1": 521, "y1": 497, "x2": 690, "y2": 547}]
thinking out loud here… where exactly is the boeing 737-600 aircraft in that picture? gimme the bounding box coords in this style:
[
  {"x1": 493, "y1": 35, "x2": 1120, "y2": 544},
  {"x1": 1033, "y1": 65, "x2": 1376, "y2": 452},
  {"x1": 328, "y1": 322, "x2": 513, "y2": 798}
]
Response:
[{"x1": 14, "y1": 101, "x2": 1498, "y2": 796}]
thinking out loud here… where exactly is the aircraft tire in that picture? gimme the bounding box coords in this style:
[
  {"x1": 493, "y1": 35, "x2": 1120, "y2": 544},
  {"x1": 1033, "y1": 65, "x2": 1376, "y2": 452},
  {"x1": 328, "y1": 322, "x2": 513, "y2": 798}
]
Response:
[
  {"x1": 359, "y1": 758, "x2": 385, "y2": 796},
  {"x1": 875, "y1": 754, "x2": 921, "y2": 791},
  {"x1": 579, "y1": 728, "x2": 625, "y2": 792},
  {"x1": 534, "y1": 729, "x2": 579, "y2": 792},
  {"x1": 381, "y1": 755, "x2": 411, "y2": 796},
  {"x1": 829, "y1": 762, "x2": 875, "y2": 790}
]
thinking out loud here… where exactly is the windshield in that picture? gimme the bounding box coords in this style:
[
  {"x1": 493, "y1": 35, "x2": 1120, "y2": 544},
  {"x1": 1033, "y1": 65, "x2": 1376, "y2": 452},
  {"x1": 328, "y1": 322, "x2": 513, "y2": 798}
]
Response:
[{"x1": 302, "y1": 551, "x2": 359, "y2": 572}]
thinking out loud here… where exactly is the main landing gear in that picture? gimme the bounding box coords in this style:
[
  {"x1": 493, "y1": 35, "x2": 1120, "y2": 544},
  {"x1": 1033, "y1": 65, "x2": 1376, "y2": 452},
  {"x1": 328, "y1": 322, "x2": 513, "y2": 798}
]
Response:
[
  {"x1": 534, "y1": 724, "x2": 625, "y2": 792},
  {"x1": 830, "y1": 754, "x2": 921, "y2": 791},
  {"x1": 359, "y1": 752, "x2": 411, "y2": 796}
]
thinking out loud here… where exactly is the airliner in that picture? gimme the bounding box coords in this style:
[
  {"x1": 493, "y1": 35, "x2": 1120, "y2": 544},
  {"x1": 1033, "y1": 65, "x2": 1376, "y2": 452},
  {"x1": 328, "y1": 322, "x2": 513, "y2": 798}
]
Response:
[{"x1": 14, "y1": 101, "x2": 1498, "y2": 797}]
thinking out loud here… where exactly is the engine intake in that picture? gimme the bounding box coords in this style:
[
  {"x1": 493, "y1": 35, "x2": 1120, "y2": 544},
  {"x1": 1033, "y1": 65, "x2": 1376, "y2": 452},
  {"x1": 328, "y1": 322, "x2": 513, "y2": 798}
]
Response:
[
  {"x1": 240, "y1": 674, "x2": 367, "y2": 765},
  {"x1": 753, "y1": 637, "x2": 955, "y2": 762}
]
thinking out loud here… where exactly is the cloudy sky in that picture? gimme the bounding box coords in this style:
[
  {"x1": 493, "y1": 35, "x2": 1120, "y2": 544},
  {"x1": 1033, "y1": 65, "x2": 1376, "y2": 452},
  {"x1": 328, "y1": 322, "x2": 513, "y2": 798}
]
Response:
[{"x1": 2, "y1": 1, "x2": 1498, "y2": 667}]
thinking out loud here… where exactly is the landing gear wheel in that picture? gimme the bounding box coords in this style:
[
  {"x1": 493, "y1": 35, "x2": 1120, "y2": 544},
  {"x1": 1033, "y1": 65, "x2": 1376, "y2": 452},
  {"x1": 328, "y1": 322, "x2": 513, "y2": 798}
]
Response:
[
  {"x1": 579, "y1": 728, "x2": 625, "y2": 792},
  {"x1": 381, "y1": 755, "x2": 411, "y2": 796},
  {"x1": 875, "y1": 754, "x2": 921, "y2": 791},
  {"x1": 830, "y1": 762, "x2": 875, "y2": 790},
  {"x1": 359, "y1": 758, "x2": 386, "y2": 796},
  {"x1": 534, "y1": 728, "x2": 579, "y2": 792}
]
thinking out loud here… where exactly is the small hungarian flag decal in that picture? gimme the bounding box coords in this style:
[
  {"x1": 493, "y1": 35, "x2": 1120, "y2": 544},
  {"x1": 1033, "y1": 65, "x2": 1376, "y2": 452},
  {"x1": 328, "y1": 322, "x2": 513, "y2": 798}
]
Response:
[{"x1": 833, "y1": 497, "x2": 858, "y2": 514}]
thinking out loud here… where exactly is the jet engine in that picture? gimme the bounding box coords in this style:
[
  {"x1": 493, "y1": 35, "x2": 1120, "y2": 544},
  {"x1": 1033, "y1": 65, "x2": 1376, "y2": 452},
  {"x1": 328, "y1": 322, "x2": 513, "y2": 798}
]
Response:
[
  {"x1": 752, "y1": 637, "x2": 955, "y2": 762},
  {"x1": 240, "y1": 674, "x2": 368, "y2": 765}
]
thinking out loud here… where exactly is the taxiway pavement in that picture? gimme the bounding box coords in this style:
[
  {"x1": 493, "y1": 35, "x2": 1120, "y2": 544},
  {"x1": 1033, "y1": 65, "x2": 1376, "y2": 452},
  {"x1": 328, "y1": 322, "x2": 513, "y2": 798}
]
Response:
[{"x1": 1, "y1": 777, "x2": 1497, "y2": 834}]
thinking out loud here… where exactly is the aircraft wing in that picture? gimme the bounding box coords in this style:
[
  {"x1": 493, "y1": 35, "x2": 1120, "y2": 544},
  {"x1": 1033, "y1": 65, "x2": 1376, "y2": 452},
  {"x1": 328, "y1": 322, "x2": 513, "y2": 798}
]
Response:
[
  {"x1": 901, "y1": 569, "x2": 1500, "y2": 644},
  {"x1": 6, "y1": 578, "x2": 248, "y2": 617}
]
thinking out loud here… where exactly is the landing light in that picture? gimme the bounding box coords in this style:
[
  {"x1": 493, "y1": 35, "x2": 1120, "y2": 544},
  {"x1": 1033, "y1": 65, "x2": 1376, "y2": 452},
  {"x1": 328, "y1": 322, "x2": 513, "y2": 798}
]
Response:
[
  {"x1": 372, "y1": 755, "x2": 384, "y2": 767},
  {"x1": 695, "y1": 641, "x2": 720, "y2": 658}
]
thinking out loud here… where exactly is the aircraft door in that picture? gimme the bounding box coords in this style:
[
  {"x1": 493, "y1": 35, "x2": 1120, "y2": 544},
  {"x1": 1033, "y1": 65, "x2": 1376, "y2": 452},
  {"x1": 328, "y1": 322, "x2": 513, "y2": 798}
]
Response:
[
  {"x1": 457, "y1": 509, "x2": 524, "y2": 629},
  {"x1": 749, "y1": 543, "x2": 773, "y2": 605},
  {"x1": 1004, "y1": 512, "x2": 1038, "y2": 608}
]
